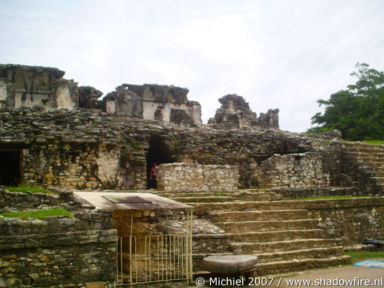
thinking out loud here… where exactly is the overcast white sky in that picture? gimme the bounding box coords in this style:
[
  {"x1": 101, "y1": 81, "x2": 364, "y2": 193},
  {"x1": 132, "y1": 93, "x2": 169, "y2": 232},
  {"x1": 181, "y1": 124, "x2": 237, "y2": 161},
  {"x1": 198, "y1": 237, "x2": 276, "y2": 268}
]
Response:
[{"x1": 1, "y1": 0, "x2": 383, "y2": 132}]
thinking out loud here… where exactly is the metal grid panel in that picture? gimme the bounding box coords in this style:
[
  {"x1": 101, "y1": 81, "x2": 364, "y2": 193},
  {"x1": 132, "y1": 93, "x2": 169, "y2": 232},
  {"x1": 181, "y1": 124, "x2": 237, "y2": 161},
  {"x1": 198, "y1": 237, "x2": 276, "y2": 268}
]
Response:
[{"x1": 116, "y1": 210, "x2": 193, "y2": 286}]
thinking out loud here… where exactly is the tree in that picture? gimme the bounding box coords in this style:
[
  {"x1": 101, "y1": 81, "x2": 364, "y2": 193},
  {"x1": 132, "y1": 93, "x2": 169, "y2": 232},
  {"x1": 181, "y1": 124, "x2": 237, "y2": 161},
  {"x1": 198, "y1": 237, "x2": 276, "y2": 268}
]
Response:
[{"x1": 309, "y1": 63, "x2": 384, "y2": 140}]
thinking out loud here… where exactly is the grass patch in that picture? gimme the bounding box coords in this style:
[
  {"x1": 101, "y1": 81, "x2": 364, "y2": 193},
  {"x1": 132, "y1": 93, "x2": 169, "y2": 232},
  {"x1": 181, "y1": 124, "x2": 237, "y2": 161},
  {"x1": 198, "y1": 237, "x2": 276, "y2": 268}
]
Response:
[
  {"x1": 364, "y1": 140, "x2": 384, "y2": 145},
  {"x1": 345, "y1": 251, "x2": 384, "y2": 263},
  {"x1": 0, "y1": 208, "x2": 73, "y2": 220},
  {"x1": 292, "y1": 195, "x2": 376, "y2": 201},
  {"x1": 5, "y1": 185, "x2": 53, "y2": 194}
]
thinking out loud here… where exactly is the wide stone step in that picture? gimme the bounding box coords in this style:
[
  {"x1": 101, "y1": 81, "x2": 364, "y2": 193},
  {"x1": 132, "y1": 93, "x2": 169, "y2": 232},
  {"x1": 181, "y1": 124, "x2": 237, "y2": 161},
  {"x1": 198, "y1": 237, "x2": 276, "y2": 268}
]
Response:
[
  {"x1": 157, "y1": 191, "x2": 236, "y2": 197},
  {"x1": 365, "y1": 170, "x2": 384, "y2": 177},
  {"x1": 193, "y1": 201, "x2": 307, "y2": 213},
  {"x1": 345, "y1": 147, "x2": 384, "y2": 153},
  {"x1": 372, "y1": 177, "x2": 384, "y2": 184},
  {"x1": 255, "y1": 255, "x2": 351, "y2": 275},
  {"x1": 355, "y1": 157, "x2": 384, "y2": 167},
  {"x1": 209, "y1": 209, "x2": 309, "y2": 222},
  {"x1": 157, "y1": 190, "x2": 280, "y2": 202},
  {"x1": 231, "y1": 238, "x2": 342, "y2": 254},
  {"x1": 217, "y1": 219, "x2": 318, "y2": 233},
  {"x1": 255, "y1": 246, "x2": 344, "y2": 263},
  {"x1": 172, "y1": 196, "x2": 235, "y2": 203},
  {"x1": 350, "y1": 149, "x2": 384, "y2": 153},
  {"x1": 195, "y1": 229, "x2": 325, "y2": 244}
]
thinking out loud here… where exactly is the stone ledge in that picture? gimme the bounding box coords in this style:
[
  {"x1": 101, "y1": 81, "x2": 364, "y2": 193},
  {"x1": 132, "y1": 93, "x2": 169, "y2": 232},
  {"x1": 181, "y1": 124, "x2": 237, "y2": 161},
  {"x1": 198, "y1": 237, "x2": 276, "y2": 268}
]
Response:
[{"x1": 0, "y1": 229, "x2": 117, "y2": 250}]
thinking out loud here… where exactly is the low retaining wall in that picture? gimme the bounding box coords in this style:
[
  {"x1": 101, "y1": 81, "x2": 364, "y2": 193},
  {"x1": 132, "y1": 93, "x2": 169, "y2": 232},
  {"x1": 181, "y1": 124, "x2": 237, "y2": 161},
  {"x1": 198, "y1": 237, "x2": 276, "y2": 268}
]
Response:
[
  {"x1": 304, "y1": 198, "x2": 384, "y2": 245},
  {"x1": 0, "y1": 216, "x2": 117, "y2": 287},
  {"x1": 157, "y1": 163, "x2": 239, "y2": 192},
  {"x1": 0, "y1": 188, "x2": 117, "y2": 287}
]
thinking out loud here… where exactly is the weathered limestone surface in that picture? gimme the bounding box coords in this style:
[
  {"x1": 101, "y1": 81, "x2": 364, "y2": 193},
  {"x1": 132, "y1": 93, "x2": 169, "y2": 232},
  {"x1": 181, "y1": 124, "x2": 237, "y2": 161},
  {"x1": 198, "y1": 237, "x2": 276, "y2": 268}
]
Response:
[
  {"x1": 0, "y1": 189, "x2": 116, "y2": 288},
  {"x1": 165, "y1": 190, "x2": 384, "y2": 274},
  {"x1": 304, "y1": 198, "x2": 384, "y2": 245},
  {"x1": 203, "y1": 255, "x2": 257, "y2": 275},
  {"x1": 0, "y1": 64, "x2": 78, "y2": 109},
  {"x1": 208, "y1": 94, "x2": 279, "y2": 129},
  {"x1": 0, "y1": 107, "x2": 314, "y2": 190},
  {"x1": 103, "y1": 84, "x2": 202, "y2": 125},
  {"x1": 255, "y1": 152, "x2": 330, "y2": 188},
  {"x1": 78, "y1": 86, "x2": 102, "y2": 109},
  {"x1": 157, "y1": 163, "x2": 239, "y2": 192}
]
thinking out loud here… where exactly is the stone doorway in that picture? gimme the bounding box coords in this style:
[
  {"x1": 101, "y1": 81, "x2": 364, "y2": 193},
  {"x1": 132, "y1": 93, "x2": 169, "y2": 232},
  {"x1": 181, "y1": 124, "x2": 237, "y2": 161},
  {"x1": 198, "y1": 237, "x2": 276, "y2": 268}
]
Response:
[
  {"x1": 146, "y1": 135, "x2": 174, "y2": 189},
  {"x1": 0, "y1": 150, "x2": 21, "y2": 186}
]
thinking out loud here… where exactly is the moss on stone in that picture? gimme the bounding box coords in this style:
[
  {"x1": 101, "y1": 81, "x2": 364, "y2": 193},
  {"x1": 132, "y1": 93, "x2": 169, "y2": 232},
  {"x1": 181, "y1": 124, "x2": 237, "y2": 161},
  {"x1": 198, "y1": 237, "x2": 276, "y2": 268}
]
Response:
[
  {"x1": 6, "y1": 185, "x2": 53, "y2": 194},
  {"x1": 0, "y1": 208, "x2": 73, "y2": 219}
]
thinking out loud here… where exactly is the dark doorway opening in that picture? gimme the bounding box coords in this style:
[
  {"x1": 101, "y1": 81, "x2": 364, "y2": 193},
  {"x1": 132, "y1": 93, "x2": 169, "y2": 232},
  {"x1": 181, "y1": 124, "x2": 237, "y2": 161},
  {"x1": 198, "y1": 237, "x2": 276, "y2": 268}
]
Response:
[
  {"x1": 0, "y1": 151, "x2": 21, "y2": 186},
  {"x1": 146, "y1": 135, "x2": 174, "y2": 189}
]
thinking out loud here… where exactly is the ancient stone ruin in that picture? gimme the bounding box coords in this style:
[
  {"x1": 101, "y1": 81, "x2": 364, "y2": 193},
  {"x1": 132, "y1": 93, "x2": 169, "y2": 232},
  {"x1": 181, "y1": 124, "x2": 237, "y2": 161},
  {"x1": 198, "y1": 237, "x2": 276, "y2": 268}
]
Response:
[
  {"x1": 208, "y1": 94, "x2": 279, "y2": 129},
  {"x1": 1, "y1": 64, "x2": 384, "y2": 287},
  {"x1": 0, "y1": 64, "x2": 78, "y2": 109},
  {"x1": 103, "y1": 84, "x2": 202, "y2": 126}
]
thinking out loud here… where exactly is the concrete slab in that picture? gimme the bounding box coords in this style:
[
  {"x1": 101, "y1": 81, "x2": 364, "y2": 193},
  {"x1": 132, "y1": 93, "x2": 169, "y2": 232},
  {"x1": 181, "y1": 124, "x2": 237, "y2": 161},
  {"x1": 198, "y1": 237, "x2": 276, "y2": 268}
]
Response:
[{"x1": 74, "y1": 191, "x2": 191, "y2": 210}]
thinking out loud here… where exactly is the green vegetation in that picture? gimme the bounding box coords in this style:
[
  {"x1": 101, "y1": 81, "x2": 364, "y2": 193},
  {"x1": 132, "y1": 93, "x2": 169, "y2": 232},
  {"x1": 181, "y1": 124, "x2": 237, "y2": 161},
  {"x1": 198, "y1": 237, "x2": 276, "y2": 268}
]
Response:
[
  {"x1": 345, "y1": 251, "x2": 384, "y2": 263},
  {"x1": 6, "y1": 185, "x2": 53, "y2": 194},
  {"x1": 364, "y1": 140, "x2": 384, "y2": 145},
  {"x1": 292, "y1": 195, "x2": 376, "y2": 201},
  {"x1": 0, "y1": 208, "x2": 73, "y2": 220},
  {"x1": 309, "y1": 63, "x2": 384, "y2": 141}
]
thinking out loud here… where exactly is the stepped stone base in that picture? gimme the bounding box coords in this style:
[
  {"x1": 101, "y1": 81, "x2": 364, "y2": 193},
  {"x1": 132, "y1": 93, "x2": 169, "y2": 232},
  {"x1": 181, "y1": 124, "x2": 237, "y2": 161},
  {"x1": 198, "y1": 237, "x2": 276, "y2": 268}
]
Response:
[
  {"x1": 255, "y1": 255, "x2": 351, "y2": 276},
  {"x1": 159, "y1": 187, "x2": 384, "y2": 276}
]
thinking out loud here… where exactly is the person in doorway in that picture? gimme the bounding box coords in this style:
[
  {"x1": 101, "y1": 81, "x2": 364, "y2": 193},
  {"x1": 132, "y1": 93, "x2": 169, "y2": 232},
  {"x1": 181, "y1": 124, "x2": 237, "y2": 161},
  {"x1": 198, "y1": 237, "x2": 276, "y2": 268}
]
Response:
[{"x1": 149, "y1": 162, "x2": 158, "y2": 189}]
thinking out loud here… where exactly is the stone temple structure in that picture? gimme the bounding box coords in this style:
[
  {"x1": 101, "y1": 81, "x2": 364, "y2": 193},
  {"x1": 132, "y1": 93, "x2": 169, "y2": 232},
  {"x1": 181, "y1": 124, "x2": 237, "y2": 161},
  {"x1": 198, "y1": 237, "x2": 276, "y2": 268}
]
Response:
[
  {"x1": 1, "y1": 64, "x2": 384, "y2": 287},
  {"x1": 0, "y1": 64, "x2": 280, "y2": 128}
]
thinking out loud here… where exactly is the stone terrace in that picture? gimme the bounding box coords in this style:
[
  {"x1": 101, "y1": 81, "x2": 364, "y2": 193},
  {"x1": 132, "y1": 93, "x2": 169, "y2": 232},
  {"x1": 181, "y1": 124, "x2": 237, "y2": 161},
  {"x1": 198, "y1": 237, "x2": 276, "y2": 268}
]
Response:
[
  {"x1": 156, "y1": 190, "x2": 356, "y2": 275},
  {"x1": 341, "y1": 141, "x2": 384, "y2": 193}
]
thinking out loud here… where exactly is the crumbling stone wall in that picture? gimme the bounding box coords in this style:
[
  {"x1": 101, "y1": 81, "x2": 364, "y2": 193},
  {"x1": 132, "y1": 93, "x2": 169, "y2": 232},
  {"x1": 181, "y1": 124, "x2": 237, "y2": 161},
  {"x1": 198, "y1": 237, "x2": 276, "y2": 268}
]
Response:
[
  {"x1": 208, "y1": 94, "x2": 279, "y2": 129},
  {"x1": 21, "y1": 142, "x2": 122, "y2": 190},
  {"x1": 103, "y1": 84, "x2": 202, "y2": 125},
  {"x1": 78, "y1": 86, "x2": 102, "y2": 109},
  {"x1": 0, "y1": 221, "x2": 116, "y2": 287},
  {"x1": 0, "y1": 108, "x2": 150, "y2": 190},
  {"x1": 255, "y1": 152, "x2": 330, "y2": 188},
  {"x1": 0, "y1": 65, "x2": 78, "y2": 109},
  {"x1": 157, "y1": 163, "x2": 239, "y2": 191},
  {"x1": 0, "y1": 188, "x2": 67, "y2": 211},
  {"x1": 0, "y1": 107, "x2": 314, "y2": 190},
  {"x1": 0, "y1": 189, "x2": 117, "y2": 287}
]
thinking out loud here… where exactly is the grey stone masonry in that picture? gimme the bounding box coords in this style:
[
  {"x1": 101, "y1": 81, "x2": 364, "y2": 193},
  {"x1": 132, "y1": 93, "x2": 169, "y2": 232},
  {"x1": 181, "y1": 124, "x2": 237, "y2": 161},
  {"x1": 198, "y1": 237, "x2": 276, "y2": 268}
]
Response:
[
  {"x1": 157, "y1": 163, "x2": 239, "y2": 192},
  {"x1": 208, "y1": 94, "x2": 279, "y2": 129},
  {"x1": 0, "y1": 64, "x2": 78, "y2": 109},
  {"x1": 0, "y1": 188, "x2": 117, "y2": 287},
  {"x1": 255, "y1": 152, "x2": 330, "y2": 188}
]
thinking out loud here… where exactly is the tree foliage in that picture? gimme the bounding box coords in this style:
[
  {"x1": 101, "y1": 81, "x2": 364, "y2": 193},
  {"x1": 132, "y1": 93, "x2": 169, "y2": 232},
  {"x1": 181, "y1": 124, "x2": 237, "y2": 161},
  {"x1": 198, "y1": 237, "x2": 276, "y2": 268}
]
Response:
[{"x1": 309, "y1": 63, "x2": 384, "y2": 140}]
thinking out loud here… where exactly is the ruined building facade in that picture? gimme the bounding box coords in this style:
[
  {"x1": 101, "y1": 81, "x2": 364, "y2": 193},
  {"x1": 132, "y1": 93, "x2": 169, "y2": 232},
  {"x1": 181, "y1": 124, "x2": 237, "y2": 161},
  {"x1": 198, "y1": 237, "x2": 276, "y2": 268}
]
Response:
[
  {"x1": 103, "y1": 84, "x2": 202, "y2": 126},
  {"x1": 0, "y1": 65, "x2": 78, "y2": 109},
  {"x1": 1, "y1": 64, "x2": 383, "y2": 194},
  {"x1": 0, "y1": 65, "x2": 281, "y2": 128}
]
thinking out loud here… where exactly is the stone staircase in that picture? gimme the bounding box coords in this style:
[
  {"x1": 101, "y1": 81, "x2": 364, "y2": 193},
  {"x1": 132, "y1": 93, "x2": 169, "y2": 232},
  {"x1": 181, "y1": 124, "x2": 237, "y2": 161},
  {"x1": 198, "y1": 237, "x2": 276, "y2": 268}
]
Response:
[
  {"x1": 342, "y1": 142, "x2": 384, "y2": 193},
  {"x1": 156, "y1": 190, "x2": 350, "y2": 275}
]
